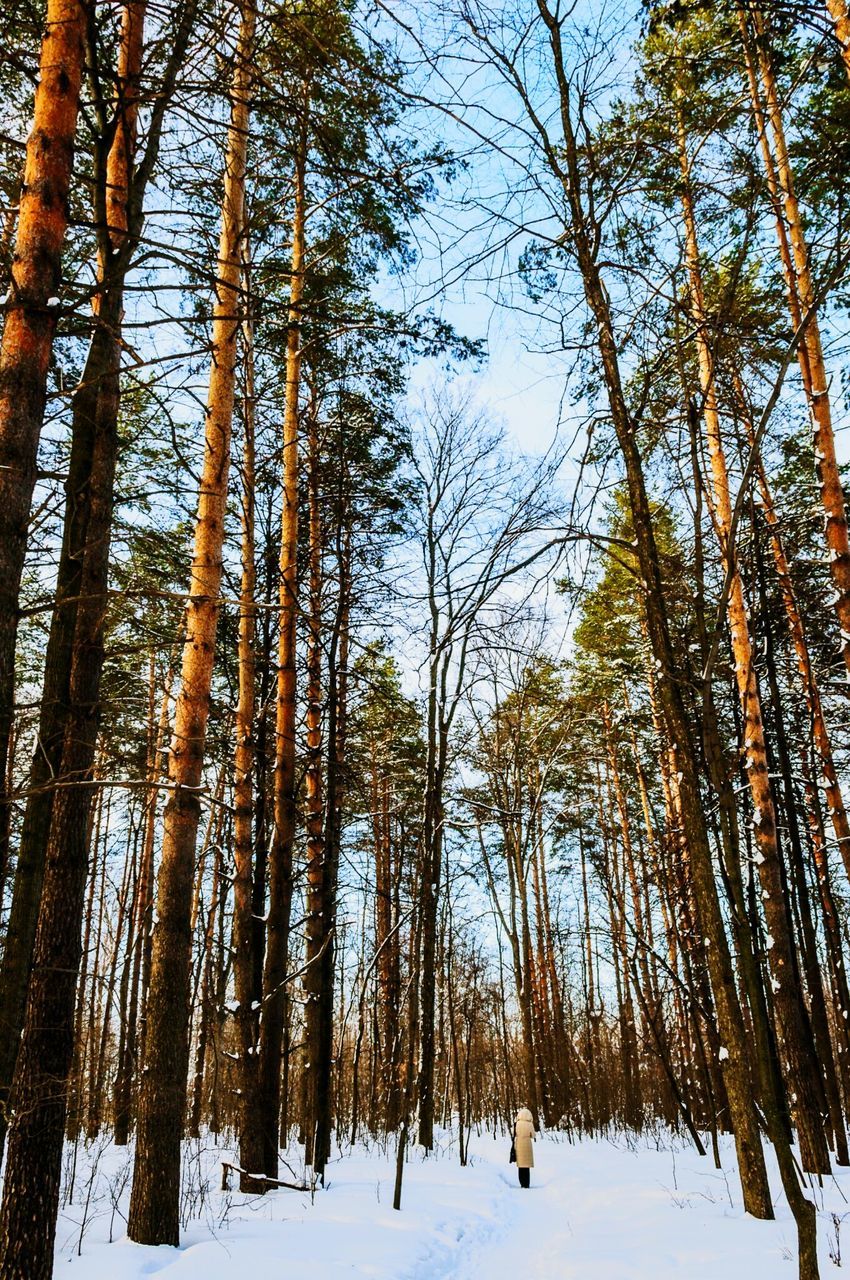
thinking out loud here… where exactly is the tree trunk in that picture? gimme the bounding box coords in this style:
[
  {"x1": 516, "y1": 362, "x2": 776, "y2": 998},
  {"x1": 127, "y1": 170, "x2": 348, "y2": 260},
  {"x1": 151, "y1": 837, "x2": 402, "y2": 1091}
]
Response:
[
  {"x1": 535, "y1": 812, "x2": 567, "y2": 1118},
  {"x1": 231, "y1": 248, "x2": 265, "y2": 1191},
  {"x1": 259, "y1": 98, "x2": 308, "y2": 1177},
  {"x1": 114, "y1": 658, "x2": 173, "y2": 1145},
  {"x1": 302, "y1": 396, "x2": 325, "y2": 1173},
  {"x1": 755, "y1": 527, "x2": 848, "y2": 1163},
  {"x1": 0, "y1": 291, "x2": 122, "y2": 1279},
  {"x1": 534, "y1": 0, "x2": 772, "y2": 1216},
  {"x1": 740, "y1": 8, "x2": 850, "y2": 689},
  {"x1": 188, "y1": 841, "x2": 222, "y2": 1137},
  {"x1": 314, "y1": 497, "x2": 350, "y2": 1171},
  {"x1": 374, "y1": 758, "x2": 400, "y2": 1124},
  {"x1": 0, "y1": 0, "x2": 189, "y2": 1160},
  {"x1": 602, "y1": 756, "x2": 642, "y2": 1129},
  {"x1": 0, "y1": 0, "x2": 155, "y2": 1223},
  {"x1": 0, "y1": 0, "x2": 86, "y2": 888},
  {"x1": 416, "y1": 653, "x2": 448, "y2": 1149},
  {"x1": 677, "y1": 109, "x2": 830, "y2": 1175},
  {"x1": 127, "y1": 1, "x2": 255, "y2": 1242},
  {"x1": 740, "y1": 398, "x2": 850, "y2": 885},
  {"x1": 93, "y1": 838, "x2": 133, "y2": 1136},
  {"x1": 66, "y1": 779, "x2": 105, "y2": 1142},
  {"x1": 825, "y1": 0, "x2": 850, "y2": 78}
]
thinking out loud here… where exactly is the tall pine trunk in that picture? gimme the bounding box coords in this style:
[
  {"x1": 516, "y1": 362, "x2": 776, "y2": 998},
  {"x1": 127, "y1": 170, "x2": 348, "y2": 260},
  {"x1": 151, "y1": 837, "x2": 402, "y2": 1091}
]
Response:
[
  {"x1": 231, "y1": 248, "x2": 265, "y2": 1190},
  {"x1": 301, "y1": 396, "x2": 325, "y2": 1173},
  {"x1": 127, "y1": 1, "x2": 255, "y2": 1242},
  {"x1": 316, "y1": 522, "x2": 348, "y2": 1165},
  {"x1": 0, "y1": 314, "x2": 120, "y2": 1280},
  {"x1": 416, "y1": 651, "x2": 448, "y2": 1148},
  {"x1": 825, "y1": 0, "x2": 850, "y2": 77},
  {"x1": 740, "y1": 8, "x2": 850, "y2": 691},
  {"x1": 259, "y1": 100, "x2": 308, "y2": 1176},
  {"x1": 676, "y1": 110, "x2": 829, "y2": 1175},
  {"x1": 0, "y1": 0, "x2": 86, "y2": 883},
  {"x1": 0, "y1": 0, "x2": 193, "y2": 1156},
  {"x1": 534, "y1": 0, "x2": 773, "y2": 1218},
  {"x1": 113, "y1": 658, "x2": 173, "y2": 1145}
]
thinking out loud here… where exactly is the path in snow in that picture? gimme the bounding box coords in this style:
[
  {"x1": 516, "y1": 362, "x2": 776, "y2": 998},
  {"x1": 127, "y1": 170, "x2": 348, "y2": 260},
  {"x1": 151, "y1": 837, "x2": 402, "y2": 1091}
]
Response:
[
  {"x1": 436, "y1": 1140, "x2": 789, "y2": 1280},
  {"x1": 49, "y1": 1132, "x2": 850, "y2": 1279}
]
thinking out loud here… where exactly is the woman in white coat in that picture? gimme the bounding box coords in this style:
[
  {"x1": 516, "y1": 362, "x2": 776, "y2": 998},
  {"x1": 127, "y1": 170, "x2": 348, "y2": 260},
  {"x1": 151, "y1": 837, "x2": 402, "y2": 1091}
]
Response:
[{"x1": 513, "y1": 1106, "x2": 535, "y2": 1188}]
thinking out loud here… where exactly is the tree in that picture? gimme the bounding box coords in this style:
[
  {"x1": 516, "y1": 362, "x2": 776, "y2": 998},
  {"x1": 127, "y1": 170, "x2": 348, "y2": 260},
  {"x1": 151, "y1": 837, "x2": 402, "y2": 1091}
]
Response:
[
  {"x1": 409, "y1": 385, "x2": 560, "y2": 1148},
  {"x1": 0, "y1": 0, "x2": 86, "y2": 931},
  {"x1": 128, "y1": 0, "x2": 256, "y2": 1242},
  {"x1": 0, "y1": 0, "x2": 198, "y2": 1161}
]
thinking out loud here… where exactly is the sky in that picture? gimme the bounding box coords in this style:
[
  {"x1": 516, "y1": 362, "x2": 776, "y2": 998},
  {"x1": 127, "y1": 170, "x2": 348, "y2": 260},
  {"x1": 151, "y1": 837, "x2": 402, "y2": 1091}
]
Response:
[{"x1": 371, "y1": 0, "x2": 646, "y2": 464}]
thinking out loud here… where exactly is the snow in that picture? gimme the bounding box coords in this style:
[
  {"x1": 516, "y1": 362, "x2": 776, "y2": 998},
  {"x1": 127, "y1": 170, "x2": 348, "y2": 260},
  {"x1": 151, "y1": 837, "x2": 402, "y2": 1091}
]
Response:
[{"x1": 43, "y1": 1129, "x2": 850, "y2": 1278}]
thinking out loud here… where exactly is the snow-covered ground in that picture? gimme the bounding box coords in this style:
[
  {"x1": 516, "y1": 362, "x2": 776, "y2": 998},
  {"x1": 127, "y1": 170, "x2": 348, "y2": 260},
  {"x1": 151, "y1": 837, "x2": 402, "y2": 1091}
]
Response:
[{"x1": 47, "y1": 1129, "x2": 850, "y2": 1278}]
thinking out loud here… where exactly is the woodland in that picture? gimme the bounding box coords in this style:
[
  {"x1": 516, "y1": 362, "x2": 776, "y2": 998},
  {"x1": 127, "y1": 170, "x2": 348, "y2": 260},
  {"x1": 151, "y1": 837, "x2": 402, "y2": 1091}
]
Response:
[{"x1": 1, "y1": 0, "x2": 850, "y2": 1276}]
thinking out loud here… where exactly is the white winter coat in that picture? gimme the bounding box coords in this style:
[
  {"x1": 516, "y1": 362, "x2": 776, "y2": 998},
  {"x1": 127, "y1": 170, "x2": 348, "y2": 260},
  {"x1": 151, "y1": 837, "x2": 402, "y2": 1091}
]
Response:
[{"x1": 514, "y1": 1107, "x2": 535, "y2": 1168}]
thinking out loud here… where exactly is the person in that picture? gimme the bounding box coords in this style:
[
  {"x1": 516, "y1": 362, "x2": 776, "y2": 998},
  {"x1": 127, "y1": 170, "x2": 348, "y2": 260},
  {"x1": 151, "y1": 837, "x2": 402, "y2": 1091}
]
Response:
[{"x1": 513, "y1": 1106, "x2": 535, "y2": 1188}]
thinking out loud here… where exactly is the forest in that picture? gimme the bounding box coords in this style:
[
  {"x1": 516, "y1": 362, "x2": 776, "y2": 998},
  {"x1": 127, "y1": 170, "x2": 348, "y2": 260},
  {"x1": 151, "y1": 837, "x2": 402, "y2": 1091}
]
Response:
[{"x1": 1, "y1": 0, "x2": 850, "y2": 1276}]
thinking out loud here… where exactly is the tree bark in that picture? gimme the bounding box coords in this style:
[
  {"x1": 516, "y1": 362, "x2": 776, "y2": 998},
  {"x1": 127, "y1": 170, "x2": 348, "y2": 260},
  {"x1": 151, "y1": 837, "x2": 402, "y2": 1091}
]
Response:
[
  {"x1": 127, "y1": 1, "x2": 255, "y2": 1242},
  {"x1": 676, "y1": 108, "x2": 829, "y2": 1175},
  {"x1": 113, "y1": 658, "x2": 173, "y2": 1145},
  {"x1": 301, "y1": 395, "x2": 325, "y2": 1173},
  {"x1": 825, "y1": 0, "x2": 850, "y2": 79},
  {"x1": 754, "y1": 525, "x2": 848, "y2": 1163},
  {"x1": 0, "y1": 0, "x2": 158, "y2": 1243},
  {"x1": 740, "y1": 8, "x2": 850, "y2": 687},
  {"x1": 314, "y1": 478, "x2": 350, "y2": 1172},
  {"x1": 0, "y1": 299, "x2": 120, "y2": 1280},
  {"x1": 258, "y1": 98, "x2": 308, "y2": 1177},
  {"x1": 0, "y1": 0, "x2": 193, "y2": 1158},
  {"x1": 0, "y1": 0, "x2": 86, "y2": 887},
  {"x1": 416, "y1": 651, "x2": 449, "y2": 1147},
  {"x1": 740, "y1": 399, "x2": 850, "y2": 885},
  {"x1": 231, "y1": 248, "x2": 265, "y2": 1191},
  {"x1": 533, "y1": 0, "x2": 771, "y2": 1215}
]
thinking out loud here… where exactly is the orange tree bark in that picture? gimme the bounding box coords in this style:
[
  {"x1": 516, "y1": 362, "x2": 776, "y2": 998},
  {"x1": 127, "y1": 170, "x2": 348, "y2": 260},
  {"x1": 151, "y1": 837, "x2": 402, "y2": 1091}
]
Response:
[
  {"x1": 677, "y1": 111, "x2": 830, "y2": 1176},
  {"x1": 0, "y1": 0, "x2": 195, "y2": 1160},
  {"x1": 740, "y1": 9, "x2": 850, "y2": 686},
  {"x1": 127, "y1": 0, "x2": 255, "y2": 1244},
  {"x1": 258, "y1": 98, "x2": 308, "y2": 1178},
  {"x1": 0, "y1": 0, "x2": 86, "y2": 949},
  {"x1": 738, "y1": 14, "x2": 850, "y2": 887},
  {"x1": 0, "y1": 1, "x2": 161, "y2": 1247},
  {"x1": 231, "y1": 251, "x2": 265, "y2": 1191},
  {"x1": 825, "y1": 0, "x2": 850, "y2": 80}
]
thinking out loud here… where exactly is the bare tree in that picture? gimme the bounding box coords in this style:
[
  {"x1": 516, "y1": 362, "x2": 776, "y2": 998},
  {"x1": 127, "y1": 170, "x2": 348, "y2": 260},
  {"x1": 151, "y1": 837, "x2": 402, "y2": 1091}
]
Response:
[{"x1": 408, "y1": 384, "x2": 561, "y2": 1147}]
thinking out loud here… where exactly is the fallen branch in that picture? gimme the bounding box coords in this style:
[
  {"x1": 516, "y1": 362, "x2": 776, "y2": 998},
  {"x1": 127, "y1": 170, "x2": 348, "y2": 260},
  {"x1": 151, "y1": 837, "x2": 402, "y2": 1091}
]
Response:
[{"x1": 220, "y1": 1161, "x2": 308, "y2": 1192}]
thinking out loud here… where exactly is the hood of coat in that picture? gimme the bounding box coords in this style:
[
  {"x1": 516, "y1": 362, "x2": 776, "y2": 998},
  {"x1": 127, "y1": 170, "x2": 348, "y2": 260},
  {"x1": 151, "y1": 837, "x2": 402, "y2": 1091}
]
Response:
[{"x1": 515, "y1": 1107, "x2": 534, "y2": 1124}]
